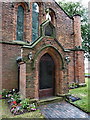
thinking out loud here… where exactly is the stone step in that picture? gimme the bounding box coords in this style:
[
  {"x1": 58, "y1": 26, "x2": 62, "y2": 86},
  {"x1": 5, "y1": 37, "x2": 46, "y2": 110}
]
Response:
[{"x1": 37, "y1": 96, "x2": 64, "y2": 106}]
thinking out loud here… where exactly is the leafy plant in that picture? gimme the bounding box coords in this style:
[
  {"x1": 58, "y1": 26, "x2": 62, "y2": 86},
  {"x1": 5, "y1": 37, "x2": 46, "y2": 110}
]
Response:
[
  {"x1": 12, "y1": 93, "x2": 21, "y2": 103},
  {"x1": 0, "y1": 91, "x2": 2, "y2": 99},
  {"x1": 1, "y1": 89, "x2": 37, "y2": 115},
  {"x1": 20, "y1": 98, "x2": 30, "y2": 109},
  {"x1": 30, "y1": 103, "x2": 36, "y2": 111},
  {"x1": 7, "y1": 94, "x2": 13, "y2": 99},
  {"x1": 8, "y1": 99, "x2": 14, "y2": 104},
  {"x1": 69, "y1": 82, "x2": 79, "y2": 89},
  {"x1": 2, "y1": 89, "x2": 9, "y2": 98},
  {"x1": 0, "y1": 91, "x2": 2, "y2": 95},
  {"x1": 27, "y1": 106, "x2": 31, "y2": 112},
  {"x1": 11, "y1": 107, "x2": 16, "y2": 113}
]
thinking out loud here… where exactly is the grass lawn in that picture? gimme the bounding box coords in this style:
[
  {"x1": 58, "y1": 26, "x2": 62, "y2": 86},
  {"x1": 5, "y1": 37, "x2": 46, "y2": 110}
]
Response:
[
  {"x1": 0, "y1": 99, "x2": 44, "y2": 119},
  {"x1": 69, "y1": 78, "x2": 90, "y2": 113},
  {"x1": 85, "y1": 73, "x2": 90, "y2": 75}
]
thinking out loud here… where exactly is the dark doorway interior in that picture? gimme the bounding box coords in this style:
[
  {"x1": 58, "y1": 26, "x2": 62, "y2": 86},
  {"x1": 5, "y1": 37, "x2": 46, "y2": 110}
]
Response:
[{"x1": 39, "y1": 53, "x2": 55, "y2": 98}]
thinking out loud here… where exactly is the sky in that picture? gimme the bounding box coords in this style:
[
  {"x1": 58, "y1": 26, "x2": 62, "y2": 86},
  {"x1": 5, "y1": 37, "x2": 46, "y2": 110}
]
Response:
[{"x1": 55, "y1": 0, "x2": 90, "y2": 7}]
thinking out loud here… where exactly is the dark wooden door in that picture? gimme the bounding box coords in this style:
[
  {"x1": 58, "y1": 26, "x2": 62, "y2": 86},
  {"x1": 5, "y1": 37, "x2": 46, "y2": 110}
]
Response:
[{"x1": 39, "y1": 53, "x2": 55, "y2": 98}]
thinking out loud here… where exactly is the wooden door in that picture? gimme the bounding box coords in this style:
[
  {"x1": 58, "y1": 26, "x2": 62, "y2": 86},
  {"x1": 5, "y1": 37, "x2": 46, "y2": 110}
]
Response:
[{"x1": 39, "y1": 53, "x2": 55, "y2": 98}]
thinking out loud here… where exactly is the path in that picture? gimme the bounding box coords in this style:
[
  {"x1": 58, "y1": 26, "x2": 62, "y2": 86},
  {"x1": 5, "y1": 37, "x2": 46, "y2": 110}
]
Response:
[{"x1": 39, "y1": 101, "x2": 89, "y2": 119}]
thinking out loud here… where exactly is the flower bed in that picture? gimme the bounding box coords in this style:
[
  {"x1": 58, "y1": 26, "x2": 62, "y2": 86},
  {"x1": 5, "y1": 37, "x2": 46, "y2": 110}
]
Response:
[{"x1": 1, "y1": 89, "x2": 37, "y2": 115}]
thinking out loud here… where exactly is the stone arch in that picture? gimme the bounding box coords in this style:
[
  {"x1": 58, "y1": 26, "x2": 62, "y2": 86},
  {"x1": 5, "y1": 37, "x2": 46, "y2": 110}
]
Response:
[
  {"x1": 16, "y1": 2, "x2": 29, "y2": 11},
  {"x1": 33, "y1": 45, "x2": 64, "y2": 69},
  {"x1": 34, "y1": 46, "x2": 64, "y2": 98}
]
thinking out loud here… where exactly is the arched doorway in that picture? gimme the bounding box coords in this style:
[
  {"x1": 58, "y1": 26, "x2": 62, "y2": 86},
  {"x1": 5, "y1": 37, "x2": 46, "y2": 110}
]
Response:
[{"x1": 39, "y1": 53, "x2": 55, "y2": 98}]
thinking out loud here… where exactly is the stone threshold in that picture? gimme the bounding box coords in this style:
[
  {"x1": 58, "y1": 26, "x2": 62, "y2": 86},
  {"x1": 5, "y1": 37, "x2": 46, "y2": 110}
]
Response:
[{"x1": 37, "y1": 96, "x2": 64, "y2": 106}]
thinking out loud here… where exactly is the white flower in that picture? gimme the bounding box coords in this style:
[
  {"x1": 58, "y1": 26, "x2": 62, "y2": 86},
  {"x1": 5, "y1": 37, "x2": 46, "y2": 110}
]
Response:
[{"x1": 13, "y1": 89, "x2": 15, "y2": 92}]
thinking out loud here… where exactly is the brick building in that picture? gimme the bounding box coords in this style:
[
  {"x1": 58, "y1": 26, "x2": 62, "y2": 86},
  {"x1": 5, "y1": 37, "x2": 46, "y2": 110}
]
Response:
[{"x1": 1, "y1": 0, "x2": 85, "y2": 99}]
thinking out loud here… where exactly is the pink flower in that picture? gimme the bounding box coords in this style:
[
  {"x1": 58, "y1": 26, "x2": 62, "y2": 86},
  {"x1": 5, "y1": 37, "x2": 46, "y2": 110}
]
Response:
[
  {"x1": 31, "y1": 108, "x2": 36, "y2": 111},
  {"x1": 8, "y1": 94, "x2": 12, "y2": 97},
  {"x1": 0, "y1": 95, "x2": 2, "y2": 98}
]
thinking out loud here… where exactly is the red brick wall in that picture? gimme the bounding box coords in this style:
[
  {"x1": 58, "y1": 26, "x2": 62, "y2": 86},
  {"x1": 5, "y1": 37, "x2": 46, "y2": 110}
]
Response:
[
  {"x1": 22, "y1": 37, "x2": 69, "y2": 98},
  {"x1": 2, "y1": 2, "x2": 74, "y2": 48},
  {"x1": 73, "y1": 15, "x2": 82, "y2": 47},
  {"x1": 2, "y1": 2, "x2": 82, "y2": 51},
  {"x1": 0, "y1": 44, "x2": 2, "y2": 91},
  {"x1": 67, "y1": 52, "x2": 75, "y2": 84},
  {"x1": 74, "y1": 51, "x2": 85, "y2": 83},
  {"x1": 2, "y1": 3, "x2": 14, "y2": 42},
  {"x1": 2, "y1": 44, "x2": 21, "y2": 90},
  {"x1": 45, "y1": 2, "x2": 74, "y2": 49},
  {"x1": 2, "y1": 2, "x2": 32, "y2": 42},
  {"x1": 1, "y1": 1, "x2": 85, "y2": 97}
]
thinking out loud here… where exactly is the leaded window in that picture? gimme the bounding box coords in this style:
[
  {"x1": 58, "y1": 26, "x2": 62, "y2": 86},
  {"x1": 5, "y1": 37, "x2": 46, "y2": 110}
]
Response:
[
  {"x1": 16, "y1": 6, "x2": 24, "y2": 41},
  {"x1": 32, "y1": 3, "x2": 39, "y2": 42}
]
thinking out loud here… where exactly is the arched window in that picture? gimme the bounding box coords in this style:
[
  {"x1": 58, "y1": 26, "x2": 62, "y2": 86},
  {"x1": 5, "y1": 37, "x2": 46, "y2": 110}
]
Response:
[
  {"x1": 32, "y1": 3, "x2": 39, "y2": 42},
  {"x1": 16, "y1": 5, "x2": 24, "y2": 41}
]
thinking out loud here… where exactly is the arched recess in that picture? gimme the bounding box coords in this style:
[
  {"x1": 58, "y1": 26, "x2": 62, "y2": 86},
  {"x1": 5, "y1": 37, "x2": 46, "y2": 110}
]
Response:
[
  {"x1": 34, "y1": 46, "x2": 64, "y2": 98},
  {"x1": 46, "y1": 8, "x2": 56, "y2": 26}
]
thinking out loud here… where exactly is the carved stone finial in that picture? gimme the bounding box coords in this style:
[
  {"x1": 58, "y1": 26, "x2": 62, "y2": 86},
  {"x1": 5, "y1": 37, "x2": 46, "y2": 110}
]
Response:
[{"x1": 45, "y1": 8, "x2": 51, "y2": 21}]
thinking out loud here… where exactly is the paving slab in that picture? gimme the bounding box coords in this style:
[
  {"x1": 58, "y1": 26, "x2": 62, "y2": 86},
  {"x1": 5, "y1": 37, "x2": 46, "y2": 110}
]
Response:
[{"x1": 39, "y1": 101, "x2": 89, "y2": 119}]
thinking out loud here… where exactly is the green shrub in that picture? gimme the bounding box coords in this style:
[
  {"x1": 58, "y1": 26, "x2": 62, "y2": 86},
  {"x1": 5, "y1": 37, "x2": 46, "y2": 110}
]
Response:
[
  {"x1": 2, "y1": 89, "x2": 9, "y2": 98},
  {"x1": 69, "y1": 82, "x2": 79, "y2": 89},
  {"x1": 20, "y1": 98, "x2": 30, "y2": 109},
  {"x1": 0, "y1": 91, "x2": 2, "y2": 95},
  {"x1": 12, "y1": 93, "x2": 21, "y2": 103}
]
